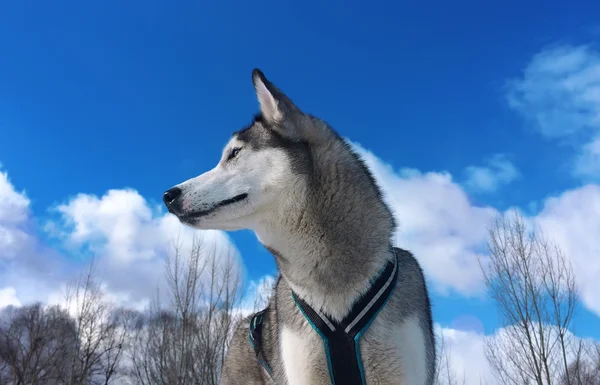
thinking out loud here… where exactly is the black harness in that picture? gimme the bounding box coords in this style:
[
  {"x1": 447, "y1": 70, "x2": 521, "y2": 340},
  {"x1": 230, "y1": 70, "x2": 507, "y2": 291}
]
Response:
[
  {"x1": 247, "y1": 308, "x2": 274, "y2": 377},
  {"x1": 248, "y1": 252, "x2": 399, "y2": 385}
]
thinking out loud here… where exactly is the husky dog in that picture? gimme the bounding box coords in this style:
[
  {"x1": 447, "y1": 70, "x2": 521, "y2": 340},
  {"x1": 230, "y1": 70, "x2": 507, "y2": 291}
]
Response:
[{"x1": 163, "y1": 69, "x2": 436, "y2": 385}]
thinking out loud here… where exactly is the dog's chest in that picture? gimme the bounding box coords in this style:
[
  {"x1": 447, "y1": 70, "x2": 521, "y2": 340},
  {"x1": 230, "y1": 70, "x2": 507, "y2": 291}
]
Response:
[
  {"x1": 279, "y1": 325, "x2": 330, "y2": 385},
  {"x1": 278, "y1": 315, "x2": 427, "y2": 385},
  {"x1": 360, "y1": 316, "x2": 428, "y2": 384}
]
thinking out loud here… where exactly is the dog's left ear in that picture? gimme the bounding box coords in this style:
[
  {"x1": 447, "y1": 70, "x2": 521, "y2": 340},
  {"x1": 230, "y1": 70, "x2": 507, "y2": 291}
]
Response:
[
  {"x1": 252, "y1": 69, "x2": 300, "y2": 125},
  {"x1": 252, "y1": 69, "x2": 282, "y2": 124}
]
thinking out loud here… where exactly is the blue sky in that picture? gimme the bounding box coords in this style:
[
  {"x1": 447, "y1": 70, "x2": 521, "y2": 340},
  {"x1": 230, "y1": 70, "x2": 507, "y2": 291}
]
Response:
[{"x1": 1, "y1": 1, "x2": 600, "y2": 379}]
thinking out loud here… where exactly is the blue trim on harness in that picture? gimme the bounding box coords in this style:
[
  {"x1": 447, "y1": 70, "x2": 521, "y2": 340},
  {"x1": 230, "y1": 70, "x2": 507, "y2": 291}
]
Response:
[
  {"x1": 353, "y1": 271, "x2": 399, "y2": 384},
  {"x1": 292, "y1": 293, "x2": 337, "y2": 385}
]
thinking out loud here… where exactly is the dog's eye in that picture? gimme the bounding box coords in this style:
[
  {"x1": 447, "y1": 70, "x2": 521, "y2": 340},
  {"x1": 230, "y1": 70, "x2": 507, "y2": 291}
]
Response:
[{"x1": 227, "y1": 147, "x2": 241, "y2": 161}]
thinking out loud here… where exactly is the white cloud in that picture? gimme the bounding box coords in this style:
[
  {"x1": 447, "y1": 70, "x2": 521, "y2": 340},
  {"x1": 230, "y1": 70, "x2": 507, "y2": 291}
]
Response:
[
  {"x1": 575, "y1": 136, "x2": 600, "y2": 178},
  {"x1": 353, "y1": 142, "x2": 497, "y2": 296},
  {"x1": 47, "y1": 188, "x2": 245, "y2": 308},
  {"x1": 507, "y1": 44, "x2": 600, "y2": 178},
  {"x1": 464, "y1": 154, "x2": 520, "y2": 193},
  {"x1": 353, "y1": 141, "x2": 600, "y2": 319},
  {"x1": 0, "y1": 169, "x2": 33, "y2": 260},
  {"x1": 0, "y1": 169, "x2": 69, "y2": 307},
  {"x1": 45, "y1": 280, "x2": 151, "y2": 320},
  {"x1": 0, "y1": 169, "x2": 30, "y2": 224},
  {"x1": 238, "y1": 274, "x2": 276, "y2": 317},
  {"x1": 0, "y1": 287, "x2": 21, "y2": 310},
  {"x1": 502, "y1": 43, "x2": 600, "y2": 316},
  {"x1": 436, "y1": 325, "x2": 495, "y2": 385},
  {"x1": 0, "y1": 163, "x2": 246, "y2": 313},
  {"x1": 53, "y1": 189, "x2": 170, "y2": 263},
  {"x1": 534, "y1": 184, "x2": 600, "y2": 317},
  {"x1": 507, "y1": 44, "x2": 600, "y2": 139}
]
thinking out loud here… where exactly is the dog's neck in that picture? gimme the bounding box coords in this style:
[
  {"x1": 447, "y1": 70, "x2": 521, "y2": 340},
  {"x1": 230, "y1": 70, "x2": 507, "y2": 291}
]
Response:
[{"x1": 253, "y1": 146, "x2": 396, "y2": 322}]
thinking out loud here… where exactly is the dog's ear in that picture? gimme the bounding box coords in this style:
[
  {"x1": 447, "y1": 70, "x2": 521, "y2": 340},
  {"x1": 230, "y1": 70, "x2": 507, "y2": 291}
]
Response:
[
  {"x1": 252, "y1": 69, "x2": 283, "y2": 124},
  {"x1": 252, "y1": 69, "x2": 300, "y2": 126},
  {"x1": 251, "y1": 69, "x2": 323, "y2": 142}
]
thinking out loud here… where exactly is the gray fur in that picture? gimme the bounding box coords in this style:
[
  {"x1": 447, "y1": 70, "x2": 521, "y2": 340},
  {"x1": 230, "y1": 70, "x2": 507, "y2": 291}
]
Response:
[{"x1": 164, "y1": 69, "x2": 436, "y2": 384}]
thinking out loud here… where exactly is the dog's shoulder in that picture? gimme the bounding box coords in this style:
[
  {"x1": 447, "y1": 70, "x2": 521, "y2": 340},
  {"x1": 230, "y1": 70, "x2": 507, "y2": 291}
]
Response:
[
  {"x1": 220, "y1": 315, "x2": 267, "y2": 385},
  {"x1": 389, "y1": 246, "x2": 433, "y2": 318},
  {"x1": 392, "y1": 247, "x2": 426, "y2": 282}
]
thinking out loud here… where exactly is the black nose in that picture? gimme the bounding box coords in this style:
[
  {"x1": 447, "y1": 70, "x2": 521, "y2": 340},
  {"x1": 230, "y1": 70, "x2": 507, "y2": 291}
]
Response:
[{"x1": 163, "y1": 187, "x2": 182, "y2": 208}]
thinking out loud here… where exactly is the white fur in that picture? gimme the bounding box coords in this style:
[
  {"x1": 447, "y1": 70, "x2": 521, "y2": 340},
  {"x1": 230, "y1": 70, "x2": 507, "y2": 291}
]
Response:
[
  {"x1": 393, "y1": 316, "x2": 428, "y2": 384},
  {"x1": 280, "y1": 326, "x2": 317, "y2": 385},
  {"x1": 356, "y1": 315, "x2": 428, "y2": 384},
  {"x1": 175, "y1": 140, "x2": 294, "y2": 231}
]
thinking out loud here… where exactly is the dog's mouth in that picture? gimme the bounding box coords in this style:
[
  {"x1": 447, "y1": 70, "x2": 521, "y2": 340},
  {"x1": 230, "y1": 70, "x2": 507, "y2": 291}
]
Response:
[{"x1": 178, "y1": 193, "x2": 249, "y2": 220}]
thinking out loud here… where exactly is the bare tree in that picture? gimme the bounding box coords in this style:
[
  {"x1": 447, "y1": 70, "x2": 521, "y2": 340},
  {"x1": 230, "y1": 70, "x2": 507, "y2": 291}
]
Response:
[
  {"x1": 560, "y1": 359, "x2": 600, "y2": 385},
  {"x1": 62, "y1": 259, "x2": 130, "y2": 385},
  {"x1": 0, "y1": 261, "x2": 133, "y2": 385},
  {"x1": 559, "y1": 340, "x2": 600, "y2": 385},
  {"x1": 0, "y1": 303, "x2": 78, "y2": 385},
  {"x1": 433, "y1": 329, "x2": 468, "y2": 385},
  {"x1": 126, "y1": 234, "x2": 244, "y2": 385},
  {"x1": 250, "y1": 276, "x2": 275, "y2": 313},
  {"x1": 479, "y1": 211, "x2": 582, "y2": 385}
]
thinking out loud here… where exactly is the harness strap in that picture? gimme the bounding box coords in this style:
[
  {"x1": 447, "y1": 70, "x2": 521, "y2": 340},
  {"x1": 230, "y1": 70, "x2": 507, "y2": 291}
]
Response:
[
  {"x1": 247, "y1": 309, "x2": 273, "y2": 377},
  {"x1": 292, "y1": 252, "x2": 399, "y2": 385},
  {"x1": 247, "y1": 251, "x2": 399, "y2": 384}
]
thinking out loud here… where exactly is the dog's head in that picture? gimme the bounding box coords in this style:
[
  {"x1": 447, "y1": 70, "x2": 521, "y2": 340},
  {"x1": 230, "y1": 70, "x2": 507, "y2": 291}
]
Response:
[{"x1": 163, "y1": 69, "x2": 319, "y2": 231}]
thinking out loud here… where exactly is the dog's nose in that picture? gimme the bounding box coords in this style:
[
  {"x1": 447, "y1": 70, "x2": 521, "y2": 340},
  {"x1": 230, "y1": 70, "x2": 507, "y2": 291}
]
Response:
[{"x1": 163, "y1": 187, "x2": 182, "y2": 208}]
